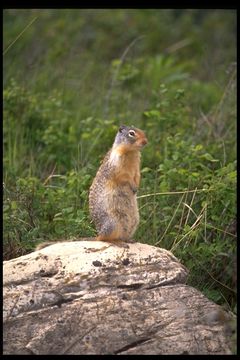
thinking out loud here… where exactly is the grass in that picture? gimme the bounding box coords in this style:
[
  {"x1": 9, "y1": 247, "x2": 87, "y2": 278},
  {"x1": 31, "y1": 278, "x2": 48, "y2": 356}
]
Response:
[{"x1": 3, "y1": 9, "x2": 236, "y2": 313}]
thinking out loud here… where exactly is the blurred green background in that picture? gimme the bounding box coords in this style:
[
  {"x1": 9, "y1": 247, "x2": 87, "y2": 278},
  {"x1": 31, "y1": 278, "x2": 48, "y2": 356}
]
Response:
[{"x1": 3, "y1": 9, "x2": 236, "y2": 312}]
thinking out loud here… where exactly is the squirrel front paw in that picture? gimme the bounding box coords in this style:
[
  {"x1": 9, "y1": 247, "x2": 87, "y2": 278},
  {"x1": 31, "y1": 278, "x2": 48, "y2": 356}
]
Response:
[{"x1": 129, "y1": 184, "x2": 138, "y2": 194}]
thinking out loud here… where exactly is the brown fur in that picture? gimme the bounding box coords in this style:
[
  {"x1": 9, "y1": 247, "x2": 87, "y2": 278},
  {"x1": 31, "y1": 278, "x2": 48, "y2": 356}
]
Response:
[{"x1": 89, "y1": 126, "x2": 147, "y2": 244}]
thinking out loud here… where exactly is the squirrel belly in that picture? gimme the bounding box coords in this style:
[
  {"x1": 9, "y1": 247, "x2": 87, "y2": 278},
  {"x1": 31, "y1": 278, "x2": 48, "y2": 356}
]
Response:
[
  {"x1": 109, "y1": 146, "x2": 141, "y2": 192},
  {"x1": 89, "y1": 125, "x2": 147, "y2": 243},
  {"x1": 90, "y1": 180, "x2": 140, "y2": 242}
]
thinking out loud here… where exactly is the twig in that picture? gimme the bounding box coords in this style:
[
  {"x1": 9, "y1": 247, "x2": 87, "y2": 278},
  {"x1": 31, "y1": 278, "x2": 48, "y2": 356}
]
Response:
[
  {"x1": 43, "y1": 164, "x2": 57, "y2": 185},
  {"x1": 104, "y1": 34, "x2": 145, "y2": 117},
  {"x1": 184, "y1": 187, "x2": 198, "y2": 226},
  {"x1": 187, "y1": 251, "x2": 236, "y2": 294},
  {"x1": 177, "y1": 191, "x2": 188, "y2": 238},
  {"x1": 154, "y1": 193, "x2": 185, "y2": 246},
  {"x1": 3, "y1": 17, "x2": 38, "y2": 56},
  {"x1": 165, "y1": 38, "x2": 191, "y2": 54},
  {"x1": 207, "y1": 224, "x2": 236, "y2": 238},
  {"x1": 212, "y1": 65, "x2": 236, "y2": 123},
  {"x1": 204, "y1": 204, "x2": 207, "y2": 243},
  {"x1": 137, "y1": 188, "x2": 210, "y2": 199},
  {"x1": 171, "y1": 204, "x2": 207, "y2": 252}
]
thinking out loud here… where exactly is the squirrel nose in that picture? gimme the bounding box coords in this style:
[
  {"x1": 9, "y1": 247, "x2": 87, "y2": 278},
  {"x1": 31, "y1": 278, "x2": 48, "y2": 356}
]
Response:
[{"x1": 142, "y1": 138, "x2": 148, "y2": 146}]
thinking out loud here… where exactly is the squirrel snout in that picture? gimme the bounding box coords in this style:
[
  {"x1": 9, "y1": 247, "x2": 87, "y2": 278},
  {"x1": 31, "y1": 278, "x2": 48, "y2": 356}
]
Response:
[{"x1": 140, "y1": 137, "x2": 148, "y2": 147}]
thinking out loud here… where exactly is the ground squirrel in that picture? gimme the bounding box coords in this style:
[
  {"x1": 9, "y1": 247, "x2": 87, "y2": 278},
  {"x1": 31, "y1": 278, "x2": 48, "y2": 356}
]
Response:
[
  {"x1": 89, "y1": 124, "x2": 147, "y2": 244},
  {"x1": 36, "y1": 125, "x2": 147, "y2": 250}
]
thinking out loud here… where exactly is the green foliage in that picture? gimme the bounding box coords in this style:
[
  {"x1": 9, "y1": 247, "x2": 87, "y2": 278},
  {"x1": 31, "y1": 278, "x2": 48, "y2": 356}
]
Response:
[
  {"x1": 3, "y1": 10, "x2": 236, "y2": 312},
  {"x1": 3, "y1": 171, "x2": 94, "y2": 259}
]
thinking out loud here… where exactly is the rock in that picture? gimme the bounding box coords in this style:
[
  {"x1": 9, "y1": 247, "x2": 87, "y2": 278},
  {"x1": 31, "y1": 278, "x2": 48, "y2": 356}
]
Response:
[{"x1": 3, "y1": 241, "x2": 234, "y2": 355}]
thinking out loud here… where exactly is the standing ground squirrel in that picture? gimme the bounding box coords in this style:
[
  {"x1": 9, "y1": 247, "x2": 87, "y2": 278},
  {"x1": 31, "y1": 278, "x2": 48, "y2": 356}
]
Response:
[
  {"x1": 35, "y1": 124, "x2": 147, "y2": 250},
  {"x1": 89, "y1": 124, "x2": 147, "y2": 244}
]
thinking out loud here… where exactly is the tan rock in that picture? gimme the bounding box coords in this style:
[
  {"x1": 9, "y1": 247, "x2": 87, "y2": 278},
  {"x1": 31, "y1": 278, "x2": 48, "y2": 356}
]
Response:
[{"x1": 3, "y1": 241, "x2": 234, "y2": 354}]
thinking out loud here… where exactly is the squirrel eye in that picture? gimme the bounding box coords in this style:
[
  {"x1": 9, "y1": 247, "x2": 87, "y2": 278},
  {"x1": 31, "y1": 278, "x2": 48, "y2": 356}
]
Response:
[{"x1": 128, "y1": 130, "x2": 136, "y2": 137}]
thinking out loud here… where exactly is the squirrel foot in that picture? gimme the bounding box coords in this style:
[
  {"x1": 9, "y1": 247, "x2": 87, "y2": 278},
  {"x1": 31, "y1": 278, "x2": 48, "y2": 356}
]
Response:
[
  {"x1": 96, "y1": 235, "x2": 130, "y2": 248},
  {"x1": 126, "y1": 238, "x2": 136, "y2": 243}
]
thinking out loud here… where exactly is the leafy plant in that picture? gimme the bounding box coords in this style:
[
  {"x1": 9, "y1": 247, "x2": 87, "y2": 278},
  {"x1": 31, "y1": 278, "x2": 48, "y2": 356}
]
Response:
[{"x1": 3, "y1": 9, "x2": 236, "y2": 312}]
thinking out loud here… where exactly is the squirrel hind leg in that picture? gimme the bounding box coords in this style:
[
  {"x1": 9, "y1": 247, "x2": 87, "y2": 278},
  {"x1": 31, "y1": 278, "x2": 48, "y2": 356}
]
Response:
[
  {"x1": 96, "y1": 222, "x2": 129, "y2": 247},
  {"x1": 96, "y1": 235, "x2": 130, "y2": 248}
]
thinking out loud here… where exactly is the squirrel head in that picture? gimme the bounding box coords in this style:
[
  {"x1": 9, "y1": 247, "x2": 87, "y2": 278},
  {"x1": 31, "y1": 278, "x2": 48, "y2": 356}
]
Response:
[{"x1": 113, "y1": 125, "x2": 148, "y2": 150}]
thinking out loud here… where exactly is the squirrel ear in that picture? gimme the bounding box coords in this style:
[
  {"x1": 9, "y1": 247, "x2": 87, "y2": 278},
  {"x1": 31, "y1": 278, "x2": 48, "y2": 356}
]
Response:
[{"x1": 119, "y1": 125, "x2": 126, "y2": 133}]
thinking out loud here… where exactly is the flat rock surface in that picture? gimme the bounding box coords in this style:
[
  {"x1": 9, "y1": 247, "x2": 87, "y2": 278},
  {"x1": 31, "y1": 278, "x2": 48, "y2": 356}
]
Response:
[{"x1": 3, "y1": 241, "x2": 234, "y2": 354}]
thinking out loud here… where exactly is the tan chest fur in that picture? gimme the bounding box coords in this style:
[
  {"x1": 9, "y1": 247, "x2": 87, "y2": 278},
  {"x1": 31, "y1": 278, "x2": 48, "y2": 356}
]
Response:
[{"x1": 108, "y1": 145, "x2": 141, "y2": 191}]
